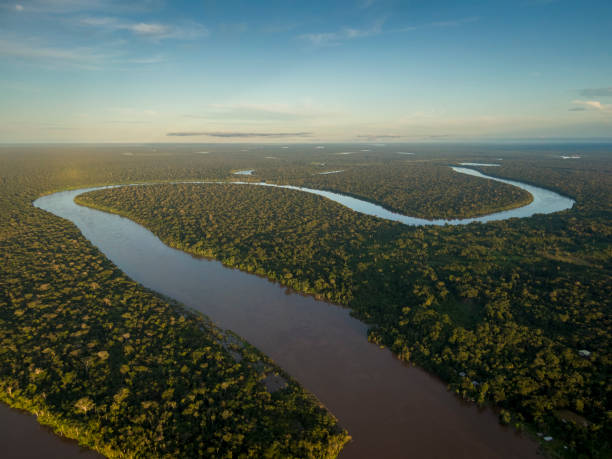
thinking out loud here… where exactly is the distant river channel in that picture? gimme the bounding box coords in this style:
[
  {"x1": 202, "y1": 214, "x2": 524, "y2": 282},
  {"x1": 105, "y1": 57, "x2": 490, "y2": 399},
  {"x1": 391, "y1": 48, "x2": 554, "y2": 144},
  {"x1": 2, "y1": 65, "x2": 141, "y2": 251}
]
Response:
[{"x1": 17, "y1": 167, "x2": 573, "y2": 458}]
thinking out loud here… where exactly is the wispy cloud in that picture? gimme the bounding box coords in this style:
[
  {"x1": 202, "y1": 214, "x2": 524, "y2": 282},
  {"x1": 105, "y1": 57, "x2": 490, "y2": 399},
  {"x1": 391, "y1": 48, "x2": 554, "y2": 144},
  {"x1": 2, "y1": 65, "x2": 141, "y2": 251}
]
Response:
[
  {"x1": 167, "y1": 131, "x2": 312, "y2": 138},
  {"x1": 300, "y1": 16, "x2": 479, "y2": 46},
  {"x1": 0, "y1": 37, "x2": 164, "y2": 69},
  {"x1": 130, "y1": 23, "x2": 169, "y2": 36},
  {"x1": 0, "y1": 38, "x2": 108, "y2": 68},
  {"x1": 180, "y1": 101, "x2": 344, "y2": 126},
  {"x1": 579, "y1": 87, "x2": 612, "y2": 98},
  {"x1": 356, "y1": 134, "x2": 402, "y2": 140},
  {"x1": 571, "y1": 100, "x2": 611, "y2": 112},
  {"x1": 299, "y1": 20, "x2": 384, "y2": 46},
  {"x1": 1, "y1": 0, "x2": 103, "y2": 13},
  {"x1": 5, "y1": 0, "x2": 162, "y2": 14},
  {"x1": 79, "y1": 16, "x2": 208, "y2": 40},
  {"x1": 395, "y1": 16, "x2": 479, "y2": 33}
]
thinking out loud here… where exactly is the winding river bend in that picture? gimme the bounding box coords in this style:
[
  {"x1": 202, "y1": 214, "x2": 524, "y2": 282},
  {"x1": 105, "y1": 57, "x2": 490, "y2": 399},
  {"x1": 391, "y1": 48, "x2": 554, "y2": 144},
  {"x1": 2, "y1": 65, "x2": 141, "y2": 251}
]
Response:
[
  {"x1": 21, "y1": 168, "x2": 573, "y2": 458},
  {"x1": 253, "y1": 166, "x2": 574, "y2": 225}
]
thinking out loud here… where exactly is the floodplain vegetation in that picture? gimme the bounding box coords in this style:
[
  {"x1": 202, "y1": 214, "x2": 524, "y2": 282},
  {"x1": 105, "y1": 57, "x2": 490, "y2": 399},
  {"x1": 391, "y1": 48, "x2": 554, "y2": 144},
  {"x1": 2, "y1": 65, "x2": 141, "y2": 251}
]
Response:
[
  {"x1": 0, "y1": 147, "x2": 350, "y2": 458},
  {"x1": 77, "y1": 151, "x2": 611, "y2": 458}
]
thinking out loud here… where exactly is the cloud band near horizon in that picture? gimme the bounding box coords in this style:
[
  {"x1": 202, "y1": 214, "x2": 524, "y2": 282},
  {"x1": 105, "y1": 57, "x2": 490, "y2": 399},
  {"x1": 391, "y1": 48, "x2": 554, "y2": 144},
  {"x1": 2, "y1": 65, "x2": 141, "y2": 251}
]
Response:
[{"x1": 167, "y1": 131, "x2": 313, "y2": 138}]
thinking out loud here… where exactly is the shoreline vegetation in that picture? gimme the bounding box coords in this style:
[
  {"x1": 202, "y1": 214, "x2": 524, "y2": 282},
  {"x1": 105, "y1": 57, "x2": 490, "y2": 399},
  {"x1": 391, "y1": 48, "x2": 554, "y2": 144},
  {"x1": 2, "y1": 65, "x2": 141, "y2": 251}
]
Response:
[{"x1": 1, "y1": 145, "x2": 610, "y2": 458}]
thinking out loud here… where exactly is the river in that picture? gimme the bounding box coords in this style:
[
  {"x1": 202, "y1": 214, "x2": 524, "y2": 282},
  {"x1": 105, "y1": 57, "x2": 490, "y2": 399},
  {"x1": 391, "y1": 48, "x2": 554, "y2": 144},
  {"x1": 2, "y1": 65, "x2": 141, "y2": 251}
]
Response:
[
  {"x1": 0, "y1": 403, "x2": 101, "y2": 459},
  {"x1": 15, "y1": 167, "x2": 573, "y2": 458},
  {"x1": 253, "y1": 166, "x2": 574, "y2": 225}
]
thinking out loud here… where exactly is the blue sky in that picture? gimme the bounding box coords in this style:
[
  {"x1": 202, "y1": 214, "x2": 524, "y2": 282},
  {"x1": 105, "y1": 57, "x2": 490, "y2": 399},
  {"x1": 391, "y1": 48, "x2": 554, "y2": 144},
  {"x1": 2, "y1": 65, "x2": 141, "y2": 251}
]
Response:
[{"x1": 1, "y1": 0, "x2": 611, "y2": 142}]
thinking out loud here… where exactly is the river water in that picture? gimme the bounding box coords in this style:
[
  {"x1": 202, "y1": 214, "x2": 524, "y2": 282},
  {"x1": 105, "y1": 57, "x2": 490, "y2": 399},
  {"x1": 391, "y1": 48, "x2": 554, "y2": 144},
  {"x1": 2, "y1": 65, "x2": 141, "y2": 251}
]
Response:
[
  {"x1": 15, "y1": 167, "x2": 574, "y2": 458},
  {"x1": 0, "y1": 404, "x2": 101, "y2": 459}
]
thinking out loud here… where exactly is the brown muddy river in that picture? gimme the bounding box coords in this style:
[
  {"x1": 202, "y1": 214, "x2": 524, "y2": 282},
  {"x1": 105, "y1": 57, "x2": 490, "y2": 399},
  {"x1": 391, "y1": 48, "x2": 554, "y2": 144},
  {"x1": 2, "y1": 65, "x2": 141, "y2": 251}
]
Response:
[
  {"x1": 26, "y1": 183, "x2": 543, "y2": 459},
  {"x1": 0, "y1": 403, "x2": 101, "y2": 459}
]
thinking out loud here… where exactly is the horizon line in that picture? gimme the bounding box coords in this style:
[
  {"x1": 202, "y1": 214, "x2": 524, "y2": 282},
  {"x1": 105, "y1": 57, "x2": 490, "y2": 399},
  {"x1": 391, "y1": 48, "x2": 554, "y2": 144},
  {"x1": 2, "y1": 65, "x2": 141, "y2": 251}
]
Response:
[{"x1": 2, "y1": 138, "x2": 612, "y2": 145}]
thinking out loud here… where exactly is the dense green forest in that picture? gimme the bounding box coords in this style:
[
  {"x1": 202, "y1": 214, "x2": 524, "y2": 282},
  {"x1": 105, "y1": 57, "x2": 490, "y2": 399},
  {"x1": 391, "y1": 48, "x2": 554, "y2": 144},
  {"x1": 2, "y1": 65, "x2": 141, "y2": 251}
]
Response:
[
  {"x1": 0, "y1": 146, "x2": 349, "y2": 458},
  {"x1": 77, "y1": 151, "x2": 611, "y2": 458}
]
